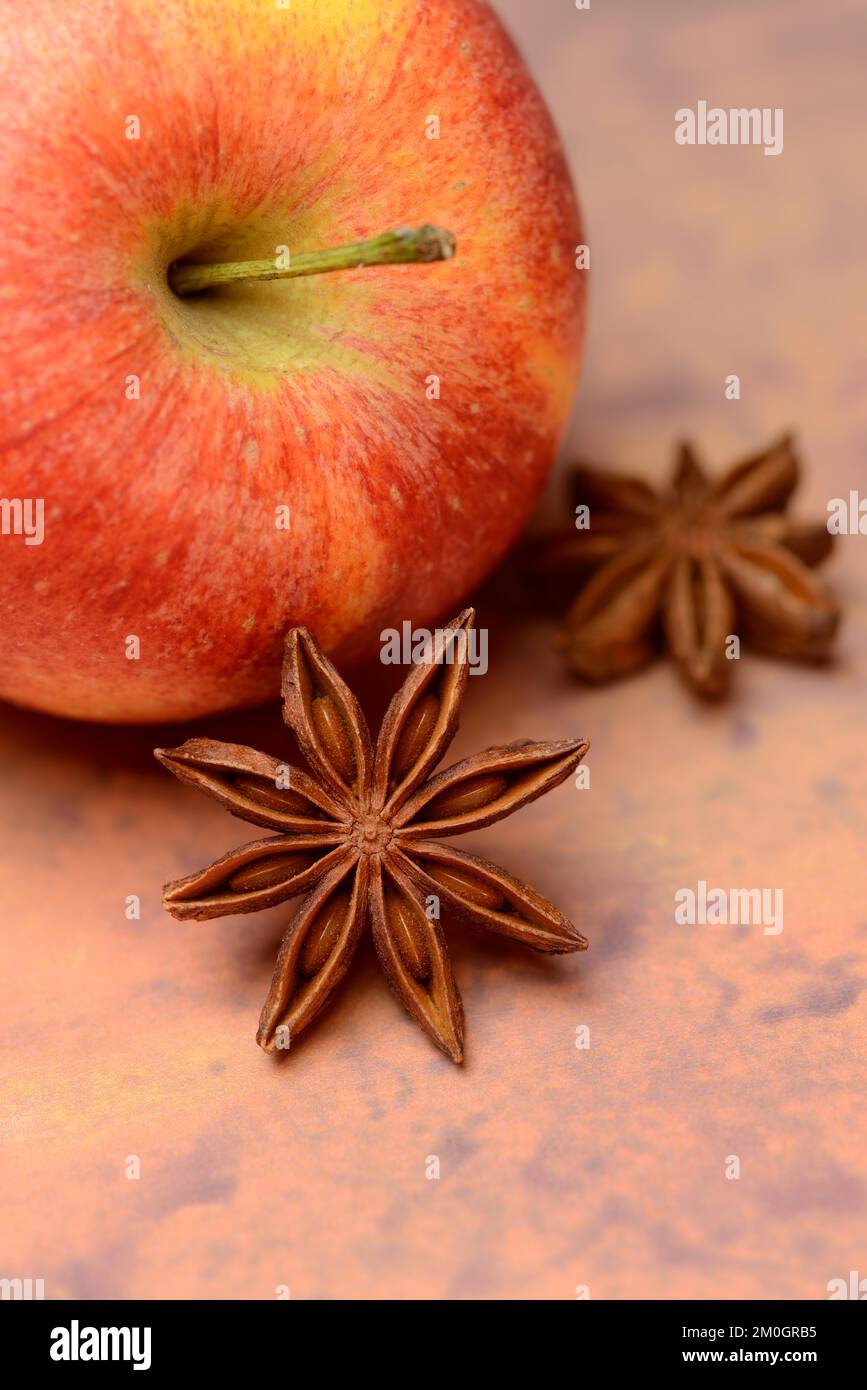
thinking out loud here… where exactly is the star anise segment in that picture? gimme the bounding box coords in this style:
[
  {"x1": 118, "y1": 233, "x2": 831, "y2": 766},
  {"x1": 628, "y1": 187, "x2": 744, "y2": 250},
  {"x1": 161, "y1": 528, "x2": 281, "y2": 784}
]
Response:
[
  {"x1": 153, "y1": 739, "x2": 349, "y2": 831},
  {"x1": 156, "y1": 609, "x2": 588, "y2": 1063},
  {"x1": 395, "y1": 737, "x2": 589, "y2": 837},
  {"x1": 161, "y1": 834, "x2": 348, "y2": 921},
  {"x1": 394, "y1": 841, "x2": 588, "y2": 953},
  {"x1": 369, "y1": 855, "x2": 464, "y2": 1062},
  {"x1": 375, "y1": 608, "x2": 475, "y2": 808},
  {"x1": 256, "y1": 852, "x2": 369, "y2": 1052},
  {"x1": 283, "y1": 625, "x2": 374, "y2": 802},
  {"x1": 529, "y1": 435, "x2": 839, "y2": 697}
]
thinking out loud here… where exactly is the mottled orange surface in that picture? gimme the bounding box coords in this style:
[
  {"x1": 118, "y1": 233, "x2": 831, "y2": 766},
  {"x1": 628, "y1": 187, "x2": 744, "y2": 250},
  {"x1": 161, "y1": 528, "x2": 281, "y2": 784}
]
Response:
[
  {"x1": 0, "y1": 0, "x2": 583, "y2": 721},
  {"x1": 2, "y1": 0, "x2": 866, "y2": 1299}
]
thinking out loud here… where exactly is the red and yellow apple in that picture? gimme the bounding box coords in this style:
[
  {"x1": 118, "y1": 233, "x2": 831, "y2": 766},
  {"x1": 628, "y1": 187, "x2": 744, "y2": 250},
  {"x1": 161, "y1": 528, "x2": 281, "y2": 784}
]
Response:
[{"x1": 0, "y1": 0, "x2": 585, "y2": 722}]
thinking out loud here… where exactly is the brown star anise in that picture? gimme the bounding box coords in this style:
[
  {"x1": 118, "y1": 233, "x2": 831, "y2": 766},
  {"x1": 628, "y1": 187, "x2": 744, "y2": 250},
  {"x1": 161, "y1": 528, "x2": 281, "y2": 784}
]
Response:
[
  {"x1": 155, "y1": 610, "x2": 588, "y2": 1062},
  {"x1": 528, "y1": 434, "x2": 839, "y2": 697}
]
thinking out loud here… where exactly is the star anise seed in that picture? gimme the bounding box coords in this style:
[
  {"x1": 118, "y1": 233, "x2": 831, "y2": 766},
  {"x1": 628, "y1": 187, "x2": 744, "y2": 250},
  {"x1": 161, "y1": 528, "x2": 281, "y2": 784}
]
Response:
[
  {"x1": 528, "y1": 435, "x2": 839, "y2": 697},
  {"x1": 155, "y1": 609, "x2": 588, "y2": 1063}
]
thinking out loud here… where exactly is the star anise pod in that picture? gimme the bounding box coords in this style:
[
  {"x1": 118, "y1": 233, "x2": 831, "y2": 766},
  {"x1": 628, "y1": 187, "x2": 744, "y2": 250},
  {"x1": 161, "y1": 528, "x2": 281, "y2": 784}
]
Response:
[
  {"x1": 155, "y1": 610, "x2": 588, "y2": 1062},
  {"x1": 528, "y1": 434, "x2": 839, "y2": 697}
]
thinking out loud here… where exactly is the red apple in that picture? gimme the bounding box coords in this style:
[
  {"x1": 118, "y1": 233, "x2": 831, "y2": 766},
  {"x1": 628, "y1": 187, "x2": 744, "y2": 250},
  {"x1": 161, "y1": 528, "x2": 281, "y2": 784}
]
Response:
[{"x1": 0, "y1": 0, "x2": 585, "y2": 722}]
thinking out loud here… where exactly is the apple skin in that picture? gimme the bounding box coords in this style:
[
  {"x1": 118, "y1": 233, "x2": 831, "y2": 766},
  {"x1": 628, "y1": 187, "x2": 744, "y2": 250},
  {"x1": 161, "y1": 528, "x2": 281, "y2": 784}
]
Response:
[{"x1": 0, "y1": 0, "x2": 585, "y2": 722}]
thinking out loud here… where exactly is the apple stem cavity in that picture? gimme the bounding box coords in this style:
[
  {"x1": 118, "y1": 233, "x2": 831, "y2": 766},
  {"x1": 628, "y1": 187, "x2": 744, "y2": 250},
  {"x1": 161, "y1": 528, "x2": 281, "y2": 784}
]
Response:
[{"x1": 169, "y1": 224, "x2": 456, "y2": 298}]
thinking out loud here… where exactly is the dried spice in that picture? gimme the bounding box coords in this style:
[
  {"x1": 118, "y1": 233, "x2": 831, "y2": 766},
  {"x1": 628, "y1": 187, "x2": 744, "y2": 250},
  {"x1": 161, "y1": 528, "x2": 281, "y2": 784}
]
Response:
[
  {"x1": 528, "y1": 435, "x2": 839, "y2": 697},
  {"x1": 155, "y1": 609, "x2": 588, "y2": 1062}
]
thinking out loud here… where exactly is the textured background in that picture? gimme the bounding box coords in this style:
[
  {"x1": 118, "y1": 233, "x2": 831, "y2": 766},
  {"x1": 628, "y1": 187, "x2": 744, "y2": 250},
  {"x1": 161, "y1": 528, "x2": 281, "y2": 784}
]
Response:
[{"x1": 2, "y1": 0, "x2": 866, "y2": 1299}]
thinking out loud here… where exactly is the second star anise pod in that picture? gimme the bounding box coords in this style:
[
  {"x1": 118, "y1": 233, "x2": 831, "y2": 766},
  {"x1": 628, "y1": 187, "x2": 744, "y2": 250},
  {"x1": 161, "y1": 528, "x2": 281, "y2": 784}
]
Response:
[
  {"x1": 155, "y1": 610, "x2": 588, "y2": 1063},
  {"x1": 528, "y1": 434, "x2": 840, "y2": 697}
]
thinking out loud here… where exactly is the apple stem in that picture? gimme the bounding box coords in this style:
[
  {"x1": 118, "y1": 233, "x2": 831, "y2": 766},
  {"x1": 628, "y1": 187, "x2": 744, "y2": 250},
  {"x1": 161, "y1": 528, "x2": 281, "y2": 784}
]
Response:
[{"x1": 169, "y1": 224, "x2": 456, "y2": 298}]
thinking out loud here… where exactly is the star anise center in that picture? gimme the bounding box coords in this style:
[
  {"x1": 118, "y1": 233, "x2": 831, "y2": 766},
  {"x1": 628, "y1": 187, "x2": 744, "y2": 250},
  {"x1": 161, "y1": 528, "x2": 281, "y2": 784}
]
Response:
[
  {"x1": 350, "y1": 810, "x2": 393, "y2": 854},
  {"x1": 667, "y1": 504, "x2": 725, "y2": 559}
]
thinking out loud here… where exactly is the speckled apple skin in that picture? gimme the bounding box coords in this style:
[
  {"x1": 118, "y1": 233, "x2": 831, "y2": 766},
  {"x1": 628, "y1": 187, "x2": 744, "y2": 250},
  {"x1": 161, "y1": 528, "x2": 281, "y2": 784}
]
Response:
[{"x1": 0, "y1": 0, "x2": 585, "y2": 721}]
